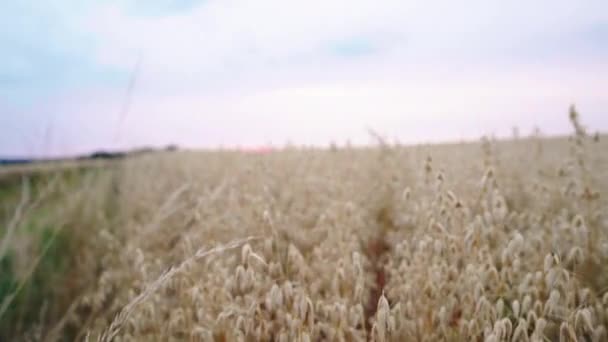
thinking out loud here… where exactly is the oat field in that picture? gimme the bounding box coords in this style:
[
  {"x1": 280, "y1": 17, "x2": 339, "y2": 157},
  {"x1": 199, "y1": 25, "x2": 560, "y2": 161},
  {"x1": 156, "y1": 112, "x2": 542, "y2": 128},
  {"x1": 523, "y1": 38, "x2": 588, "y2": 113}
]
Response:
[{"x1": 1, "y1": 109, "x2": 607, "y2": 341}]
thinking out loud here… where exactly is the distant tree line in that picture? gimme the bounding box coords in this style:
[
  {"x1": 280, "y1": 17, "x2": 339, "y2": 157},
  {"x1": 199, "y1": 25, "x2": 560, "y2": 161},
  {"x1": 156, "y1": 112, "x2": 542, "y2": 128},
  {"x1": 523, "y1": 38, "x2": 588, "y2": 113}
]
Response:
[{"x1": 0, "y1": 145, "x2": 179, "y2": 165}]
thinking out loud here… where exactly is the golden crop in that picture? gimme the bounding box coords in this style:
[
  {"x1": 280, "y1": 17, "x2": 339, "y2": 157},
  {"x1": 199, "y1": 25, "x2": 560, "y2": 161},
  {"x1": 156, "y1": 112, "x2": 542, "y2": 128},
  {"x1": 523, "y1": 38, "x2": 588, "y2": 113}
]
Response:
[{"x1": 1, "y1": 108, "x2": 607, "y2": 341}]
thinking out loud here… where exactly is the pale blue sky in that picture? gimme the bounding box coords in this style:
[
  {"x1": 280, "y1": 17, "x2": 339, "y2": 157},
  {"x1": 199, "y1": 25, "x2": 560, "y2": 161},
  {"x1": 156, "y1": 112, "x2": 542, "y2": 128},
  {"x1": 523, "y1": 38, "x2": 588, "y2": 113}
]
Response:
[{"x1": 1, "y1": 0, "x2": 607, "y2": 156}]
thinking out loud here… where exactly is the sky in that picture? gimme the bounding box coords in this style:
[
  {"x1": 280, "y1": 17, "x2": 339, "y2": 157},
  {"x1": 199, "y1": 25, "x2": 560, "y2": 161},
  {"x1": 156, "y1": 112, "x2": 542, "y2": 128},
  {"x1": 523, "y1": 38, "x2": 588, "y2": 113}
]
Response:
[{"x1": 1, "y1": 0, "x2": 607, "y2": 157}]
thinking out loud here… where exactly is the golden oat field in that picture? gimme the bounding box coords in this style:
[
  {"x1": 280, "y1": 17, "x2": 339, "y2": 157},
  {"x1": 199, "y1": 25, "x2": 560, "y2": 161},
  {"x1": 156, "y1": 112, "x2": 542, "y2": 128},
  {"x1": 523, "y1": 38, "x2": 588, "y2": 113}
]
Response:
[{"x1": 1, "y1": 108, "x2": 607, "y2": 341}]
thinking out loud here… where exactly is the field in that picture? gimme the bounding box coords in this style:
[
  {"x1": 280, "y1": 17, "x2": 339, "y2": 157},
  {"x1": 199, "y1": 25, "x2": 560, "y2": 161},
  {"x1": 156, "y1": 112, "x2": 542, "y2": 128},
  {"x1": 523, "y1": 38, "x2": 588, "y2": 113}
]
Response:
[{"x1": 1, "y1": 111, "x2": 607, "y2": 341}]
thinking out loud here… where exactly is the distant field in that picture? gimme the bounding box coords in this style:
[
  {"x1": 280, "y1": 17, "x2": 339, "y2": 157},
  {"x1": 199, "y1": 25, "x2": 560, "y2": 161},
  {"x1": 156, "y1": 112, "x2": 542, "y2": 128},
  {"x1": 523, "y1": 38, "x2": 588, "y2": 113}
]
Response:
[
  {"x1": 1, "y1": 117, "x2": 607, "y2": 341},
  {"x1": 0, "y1": 159, "x2": 115, "y2": 180}
]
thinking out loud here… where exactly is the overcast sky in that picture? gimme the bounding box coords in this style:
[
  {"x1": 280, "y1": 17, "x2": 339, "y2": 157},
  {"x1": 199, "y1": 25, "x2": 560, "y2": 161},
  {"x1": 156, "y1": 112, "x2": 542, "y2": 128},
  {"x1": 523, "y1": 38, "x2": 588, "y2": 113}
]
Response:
[{"x1": 1, "y1": 0, "x2": 607, "y2": 156}]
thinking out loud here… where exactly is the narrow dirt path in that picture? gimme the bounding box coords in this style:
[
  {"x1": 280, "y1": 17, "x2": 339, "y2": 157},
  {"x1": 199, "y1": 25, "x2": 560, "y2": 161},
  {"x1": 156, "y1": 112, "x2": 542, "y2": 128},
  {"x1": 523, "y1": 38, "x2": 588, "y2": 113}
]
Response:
[{"x1": 362, "y1": 204, "x2": 394, "y2": 338}]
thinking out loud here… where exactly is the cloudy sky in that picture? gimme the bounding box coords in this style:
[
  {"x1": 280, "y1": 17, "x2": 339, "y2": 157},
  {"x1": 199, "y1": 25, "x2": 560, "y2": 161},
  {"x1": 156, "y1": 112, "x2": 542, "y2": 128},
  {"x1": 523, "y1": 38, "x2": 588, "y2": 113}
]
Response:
[{"x1": 1, "y1": 0, "x2": 607, "y2": 156}]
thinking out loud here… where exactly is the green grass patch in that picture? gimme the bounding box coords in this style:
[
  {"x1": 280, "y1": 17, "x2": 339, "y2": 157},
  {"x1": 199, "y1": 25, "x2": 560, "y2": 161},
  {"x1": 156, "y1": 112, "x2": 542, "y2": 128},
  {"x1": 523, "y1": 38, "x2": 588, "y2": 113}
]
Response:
[
  {"x1": 0, "y1": 221, "x2": 71, "y2": 338},
  {"x1": 0, "y1": 167, "x2": 111, "y2": 339}
]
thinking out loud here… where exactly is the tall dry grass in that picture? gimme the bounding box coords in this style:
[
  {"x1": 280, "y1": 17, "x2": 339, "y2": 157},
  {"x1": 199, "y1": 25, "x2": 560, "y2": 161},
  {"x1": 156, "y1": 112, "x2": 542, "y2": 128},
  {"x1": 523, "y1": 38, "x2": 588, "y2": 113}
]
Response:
[{"x1": 1, "y1": 109, "x2": 607, "y2": 341}]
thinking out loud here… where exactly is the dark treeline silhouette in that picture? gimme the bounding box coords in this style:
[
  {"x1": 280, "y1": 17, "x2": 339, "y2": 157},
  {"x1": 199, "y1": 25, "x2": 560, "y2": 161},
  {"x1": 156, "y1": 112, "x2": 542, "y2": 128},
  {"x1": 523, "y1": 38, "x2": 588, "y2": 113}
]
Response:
[{"x1": 0, "y1": 145, "x2": 179, "y2": 166}]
